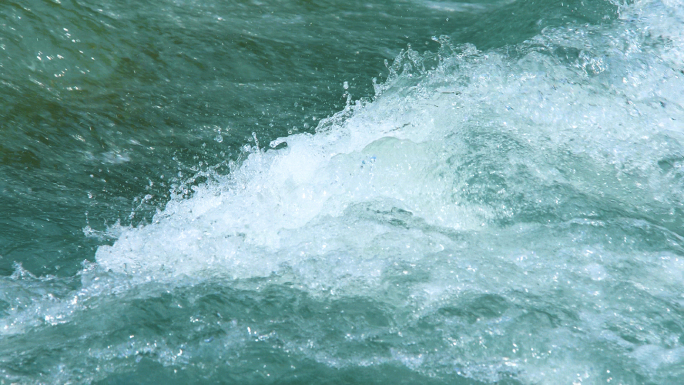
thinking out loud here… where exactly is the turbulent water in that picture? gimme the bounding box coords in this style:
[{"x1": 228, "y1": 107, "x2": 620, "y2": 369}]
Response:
[{"x1": 2, "y1": 0, "x2": 684, "y2": 383}]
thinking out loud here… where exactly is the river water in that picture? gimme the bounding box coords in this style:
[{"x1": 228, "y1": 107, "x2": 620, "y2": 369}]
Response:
[{"x1": 1, "y1": 0, "x2": 684, "y2": 383}]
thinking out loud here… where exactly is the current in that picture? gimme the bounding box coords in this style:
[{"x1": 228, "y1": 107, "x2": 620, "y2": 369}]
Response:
[{"x1": 1, "y1": 0, "x2": 684, "y2": 383}]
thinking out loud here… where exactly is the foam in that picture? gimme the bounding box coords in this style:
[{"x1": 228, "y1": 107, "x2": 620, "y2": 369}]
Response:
[
  {"x1": 84, "y1": 0, "x2": 684, "y2": 381},
  {"x1": 98, "y1": 1, "x2": 684, "y2": 288}
]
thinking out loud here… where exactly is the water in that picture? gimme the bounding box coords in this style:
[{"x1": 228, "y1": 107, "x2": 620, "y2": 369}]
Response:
[{"x1": 2, "y1": 0, "x2": 684, "y2": 383}]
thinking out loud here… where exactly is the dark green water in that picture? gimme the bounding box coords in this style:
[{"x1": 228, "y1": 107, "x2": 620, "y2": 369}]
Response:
[{"x1": 2, "y1": 0, "x2": 684, "y2": 383}]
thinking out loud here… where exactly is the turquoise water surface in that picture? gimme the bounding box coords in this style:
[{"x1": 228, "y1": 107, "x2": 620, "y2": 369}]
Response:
[{"x1": 2, "y1": 0, "x2": 684, "y2": 383}]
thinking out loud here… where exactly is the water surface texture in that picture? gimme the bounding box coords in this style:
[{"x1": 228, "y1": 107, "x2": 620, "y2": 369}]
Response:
[{"x1": 2, "y1": 0, "x2": 684, "y2": 383}]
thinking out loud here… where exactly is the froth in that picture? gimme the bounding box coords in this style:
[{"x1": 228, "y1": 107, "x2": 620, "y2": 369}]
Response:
[
  {"x1": 0, "y1": 0, "x2": 679, "y2": 383},
  {"x1": 96, "y1": 0, "x2": 684, "y2": 294}
]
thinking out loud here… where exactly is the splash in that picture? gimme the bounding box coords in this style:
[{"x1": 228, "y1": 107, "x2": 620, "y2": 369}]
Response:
[
  {"x1": 4, "y1": 0, "x2": 684, "y2": 383},
  {"x1": 97, "y1": 0, "x2": 684, "y2": 288}
]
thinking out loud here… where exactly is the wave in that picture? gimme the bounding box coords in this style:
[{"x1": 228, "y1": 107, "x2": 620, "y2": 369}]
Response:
[
  {"x1": 98, "y1": 0, "x2": 684, "y2": 285},
  {"x1": 3, "y1": 0, "x2": 684, "y2": 383}
]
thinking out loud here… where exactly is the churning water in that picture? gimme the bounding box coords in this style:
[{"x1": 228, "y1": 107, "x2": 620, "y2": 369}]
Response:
[{"x1": 2, "y1": 0, "x2": 684, "y2": 383}]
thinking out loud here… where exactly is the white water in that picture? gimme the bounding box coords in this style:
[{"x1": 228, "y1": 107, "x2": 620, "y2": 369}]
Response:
[
  {"x1": 3, "y1": 0, "x2": 684, "y2": 383},
  {"x1": 90, "y1": 3, "x2": 684, "y2": 381},
  {"x1": 97, "y1": 0, "x2": 684, "y2": 287}
]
